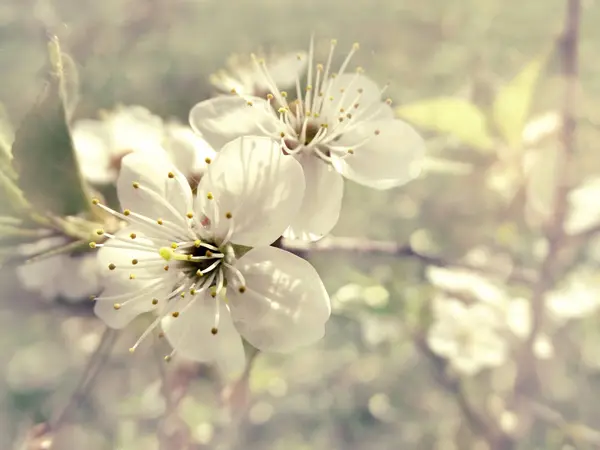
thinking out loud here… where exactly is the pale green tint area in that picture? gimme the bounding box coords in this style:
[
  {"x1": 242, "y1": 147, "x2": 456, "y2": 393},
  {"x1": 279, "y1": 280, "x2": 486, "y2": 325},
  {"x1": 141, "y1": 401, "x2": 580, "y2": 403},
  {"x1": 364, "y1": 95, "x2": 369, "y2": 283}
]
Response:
[{"x1": 1, "y1": 0, "x2": 600, "y2": 449}]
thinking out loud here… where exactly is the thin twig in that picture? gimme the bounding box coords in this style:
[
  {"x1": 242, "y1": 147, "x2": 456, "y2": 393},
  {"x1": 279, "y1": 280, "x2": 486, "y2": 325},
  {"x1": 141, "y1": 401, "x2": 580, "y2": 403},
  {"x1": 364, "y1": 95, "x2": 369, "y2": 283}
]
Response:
[
  {"x1": 280, "y1": 236, "x2": 537, "y2": 284},
  {"x1": 516, "y1": 0, "x2": 581, "y2": 395},
  {"x1": 49, "y1": 327, "x2": 117, "y2": 432}
]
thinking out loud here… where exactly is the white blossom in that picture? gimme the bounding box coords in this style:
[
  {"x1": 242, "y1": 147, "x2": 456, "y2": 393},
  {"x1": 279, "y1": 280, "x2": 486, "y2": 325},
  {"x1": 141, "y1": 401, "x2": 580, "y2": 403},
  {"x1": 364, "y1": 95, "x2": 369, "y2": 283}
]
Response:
[
  {"x1": 546, "y1": 270, "x2": 600, "y2": 322},
  {"x1": 72, "y1": 105, "x2": 215, "y2": 184},
  {"x1": 427, "y1": 296, "x2": 508, "y2": 375},
  {"x1": 190, "y1": 39, "x2": 425, "y2": 241},
  {"x1": 91, "y1": 136, "x2": 331, "y2": 373},
  {"x1": 210, "y1": 51, "x2": 308, "y2": 97},
  {"x1": 16, "y1": 236, "x2": 100, "y2": 302}
]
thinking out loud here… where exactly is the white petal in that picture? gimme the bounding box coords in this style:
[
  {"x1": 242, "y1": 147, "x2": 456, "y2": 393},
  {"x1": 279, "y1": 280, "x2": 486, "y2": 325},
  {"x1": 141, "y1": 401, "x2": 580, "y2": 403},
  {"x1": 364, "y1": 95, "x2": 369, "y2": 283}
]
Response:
[
  {"x1": 117, "y1": 151, "x2": 193, "y2": 226},
  {"x1": 332, "y1": 118, "x2": 425, "y2": 190},
  {"x1": 58, "y1": 254, "x2": 101, "y2": 302},
  {"x1": 72, "y1": 120, "x2": 114, "y2": 184},
  {"x1": 189, "y1": 96, "x2": 280, "y2": 150},
  {"x1": 265, "y1": 51, "x2": 308, "y2": 89},
  {"x1": 426, "y1": 322, "x2": 459, "y2": 359},
  {"x1": 284, "y1": 154, "x2": 344, "y2": 241},
  {"x1": 228, "y1": 246, "x2": 331, "y2": 353},
  {"x1": 107, "y1": 105, "x2": 165, "y2": 154},
  {"x1": 196, "y1": 136, "x2": 305, "y2": 247},
  {"x1": 94, "y1": 278, "x2": 170, "y2": 329},
  {"x1": 162, "y1": 293, "x2": 245, "y2": 375},
  {"x1": 163, "y1": 123, "x2": 216, "y2": 178},
  {"x1": 319, "y1": 74, "x2": 382, "y2": 119}
]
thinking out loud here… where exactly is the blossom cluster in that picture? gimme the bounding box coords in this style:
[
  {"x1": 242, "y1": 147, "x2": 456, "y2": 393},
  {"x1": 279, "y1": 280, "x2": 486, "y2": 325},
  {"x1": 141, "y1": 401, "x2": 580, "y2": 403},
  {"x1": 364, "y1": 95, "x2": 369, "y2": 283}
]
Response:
[{"x1": 18, "y1": 40, "x2": 425, "y2": 374}]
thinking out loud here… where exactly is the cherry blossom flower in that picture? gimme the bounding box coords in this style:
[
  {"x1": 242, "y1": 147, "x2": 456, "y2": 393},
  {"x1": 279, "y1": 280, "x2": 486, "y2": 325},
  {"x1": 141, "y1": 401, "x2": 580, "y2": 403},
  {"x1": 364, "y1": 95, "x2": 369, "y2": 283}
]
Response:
[
  {"x1": 427, "y1": 296, "x2": 507, "y2": 375},
  {"x1": 72, "y1": 105, "x2": 215, "y2": 184},
  {"x1": 90, "y1": 136, "x2": 331, "y2": 373},
  {"x1": 190, "y1": 39, "x2": 425, "y2": 240}
]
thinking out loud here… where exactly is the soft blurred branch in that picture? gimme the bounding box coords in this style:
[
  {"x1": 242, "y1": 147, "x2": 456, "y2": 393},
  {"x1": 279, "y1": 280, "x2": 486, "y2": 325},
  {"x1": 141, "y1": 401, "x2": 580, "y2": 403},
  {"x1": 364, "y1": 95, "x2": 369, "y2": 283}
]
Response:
[
  {"x1": 516, "y1": 0, "x2": 581, "y2": 396},
  {"x1": 281, "y1": 236, "x2": 537, "y2": 284}
]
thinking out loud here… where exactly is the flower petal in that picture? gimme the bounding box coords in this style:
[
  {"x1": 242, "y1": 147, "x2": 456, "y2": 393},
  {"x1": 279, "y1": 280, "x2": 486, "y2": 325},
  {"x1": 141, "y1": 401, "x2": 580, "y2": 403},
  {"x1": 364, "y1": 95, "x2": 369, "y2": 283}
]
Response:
[
  {"x1": 162, "y1": 293, "x2": 245, "y2": 375},
  {"x1": 228, "y1": 246, "x2": 331, "y2": 353},
  {"x1": 284, "y1": 154, "x2": 344, "y2": 241},
  {"x1": 332, "y1": 118, "x2": 425, "y2": 190},
  {"x1": 117, "y1": 151, "x2": 193, "y2": 226},
  {"x1": 72, "y1": 120, "x2": 114, "y2": 184},
  {"x1": 94, "y1": 277, "x2": 170, "y2": 329},
  {"x1": 163, "y1": 123, "x2": 216, "y2": 178},
  {"x1": 319, "y1": 74, "x2": 382, "y2": 119},
  {"x1": 265, "y1": 51, "x2": 308, "y2": 89},
  {"x1": 196, "y1": 136, "x2": 305, "y2": 247},
  {"x1": 189, "y1": 96, "x2": 280, "y2": 150}
]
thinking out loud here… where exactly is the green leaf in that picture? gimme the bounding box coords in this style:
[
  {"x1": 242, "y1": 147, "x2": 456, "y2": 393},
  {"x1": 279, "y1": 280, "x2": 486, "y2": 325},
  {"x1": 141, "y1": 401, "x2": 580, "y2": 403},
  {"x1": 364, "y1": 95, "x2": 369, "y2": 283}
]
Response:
[
  {"x1": 396, "y1": 98, "x2": 494, "y2": 151},
  {"x1": 0, "y1": 103, "x2": 16, "y2": 180},
  {"x1": 11, "y1": 36, "x2": 91, "y2": 217},
  {"x1": 492, "y1": 53, "x2": 548, "y2": 148},
  {"x1": 0, "y1": 168, "x2": 31, "y2": 215},
  {"x1": 61, "y1": 52, "x2": 80, "y2": 120}
]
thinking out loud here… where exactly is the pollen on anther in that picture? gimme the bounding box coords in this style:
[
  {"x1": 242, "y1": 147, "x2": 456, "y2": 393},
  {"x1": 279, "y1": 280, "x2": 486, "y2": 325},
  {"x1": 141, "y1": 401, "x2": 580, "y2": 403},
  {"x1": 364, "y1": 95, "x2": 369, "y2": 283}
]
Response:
[
  {"x1": 211, "y1": 327, "x2": 219, "y2": 335},
  {"x1": 267, "y1": 93, "x2": 274, "y2": 100},
  {"x1": 247, "y1": 101, "x2": 253, "y2": 106},
  {"x1": 129, "y1": 274, "x2": 136, "y2": 280},
  {"x1": 164, "y1": 265, "x2": 169, "y2": 271},
  {"x1": 205, "y1": 250, "x2": 213, "y2": 258},
  {"x1": 353, "y1": 42, "x2": 360, "y2": 50},
  {"x1": 385, "y1": 98, "x2": 392, "y2": 105},
  {"x1": 225, "y1": 212, "x2": 232, "y2": 219},
  {"x1": 89, "y1": 242, "x2": 97, "y2": 249},
  {"x1": 357, "y1": 88, "x2": 364, "y2": 94},
  {"x1": 374, "y1": 130, "x2": 381, "y2": 136},
  {"x1": 158, "y1": 332, "x2": 165, "y2": 338},
  {"x1": 89, "y1": 295, "x2": 96, "y2": 301},
  {"x1": 92, "y1": 198, "x2": 99, "y2": 205},
  {"x1": 172, "y1": 311, "x2": 180, "y2": 318},
  {"x1": 113, "y1": 303, "x2": 121, "y2": 310},
  {"x1": 123, "y1": 209, "x2": 131, "y2": 216},
  {"x1": 190, "y1": 288, "x2": 197, "y2": 295},
  {"x1": 210, "y1": 291, "x2": 217, "y2": 298},
  {"x1": 95, "y1": 229, "x2": 104, "y2": 236},
  {"x1": 281, "y1": 91, "x2": 288, "y2": 98},
  {"x1": 151, "y1": 298, "x2": 159, "y2": 305},
  {"x1": 108, "y1": 263, "x2": 116, "y2": 270},
  {"x1": 132, "y1": 181, "x2": 140, "y2": 189},
  {"x1": 347, "y1": 149, "x2": 355, "y2": 154},
  {"x1": 196, "y1": 269, "x2": 204, "y2": 277},
  {"x1": 206, "y1": 192, "x2": 214, "y2": 200},
  {"x1": 130, "y1": 233, "x2": 137, "y2": 239},
  {"x1": 194, "y1": 240, "x2": 201, "y2": 247},
  {"x1": 132, "y1": 259, "x2": 138, "y2": 265},
  {"x1": 204, "y1": 157, "x2": 212, "y2": 164},
  {"x1": 164, "y1": 355, "x2": 172, "y2": 362},
  {"x1": 186, "y1": 212, "x2": 194, "y2": 219},
  {"x1": 157, "y1": 218, "x2": 164, "y2": 225},
  {"x1": 230, "y1": 88, "x2": 237, "y2": 94},
  {"x1": 168, "y1": 172, "x2": 175, "y2": 179},
  {"x1": 238, "y1": 286, "x2": 246, "y2": 293},
  {"x1": 171, "y1": 242, "x2": 178, "y2": 249}
]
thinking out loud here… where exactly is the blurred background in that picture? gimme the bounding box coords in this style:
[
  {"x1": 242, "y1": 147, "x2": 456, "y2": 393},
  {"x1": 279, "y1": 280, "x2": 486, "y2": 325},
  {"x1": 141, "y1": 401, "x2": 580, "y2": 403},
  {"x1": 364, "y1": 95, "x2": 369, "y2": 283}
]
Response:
[{"x1": 2, "y1": 0, "x2": 600, "y2": 449}]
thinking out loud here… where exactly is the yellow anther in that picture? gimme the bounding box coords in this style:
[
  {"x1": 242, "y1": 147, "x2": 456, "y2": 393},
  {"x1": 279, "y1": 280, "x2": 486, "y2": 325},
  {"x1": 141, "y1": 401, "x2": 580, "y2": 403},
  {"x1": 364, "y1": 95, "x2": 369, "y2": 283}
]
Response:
[
  {"x1": 278, "y1": 107, "x2": 288, "y2": 114},
  {"x1": 92, "y1": 198, "x2": 99, "y2": 205},
  {"x1": 132, "y1": 181, "x2": 140, "y2": 189},
  {"x1": 210, "y1": 291, "x2": 217, "y2": 298},
  {"x1": 172, "y1": 311, "x2": 180, "y2": 318},
  {"x1": 194, "y1": 240, "x2": 201, "y2": 247},
  {"x1": 113, "y1": 303, "x2": 121, "y2": 310},
  {"x1": 331, "y1": 39, "x2": 338, "y2": 45},
  {"x1": 281, "y1": 91, "x2": 288, "y2": 98},
  {"x1": 211, "y1": 327, "x2": 218, "y2": 335},
  {"x1": 346, "y1": 113, "x2": 352, "y2": 119},
  {"x1": 267, "y1": 93, "x2": 274, "y2": 100},
  {"x1": 280, "y1": 131, "x2": 286, "y2": 138},
  {"x1": 89, "y1": 295, "x2": 97, "y2": 301},
  {"x1": 374, "y1": 129, "x2": 381, "y2": 136},
  {"x1": 130, "y1": 233, "x2": 137, "y2": 239},
  {"x1": 171, "y1": 242, "x2": 178, "y2": 249},
  {"x1": 320, "y1": 123, "x2": 329, "y2": 128},
  {"x1": 163, "y1": 265, "x2": 169, "y2": 271},
  {"x1": 196, "y1": 269, "x2": 204, "y2": 277},
  {"x1": 157, "y1": 218, "x2": 164, "y2": 225},
  {"x1": 89, "y1": 242, "x2": 97, "y2": 249},
  {"x1": 152, "y1": 298, "x2": 159, "y2": 305},
  {"x1": 247, "y1": 101, "x2": 253, "y2": 106},
  {"x1": 354, "y1": 103, "x2": 359, "y2": 109},
  {"x1": 129, "y1": 348, "x2": 135, "y2": 353},
  {"x1": 347, "y1": 149, "x2": 355, "y2": 154},
  {"x1": 356, "y1": 66, "x2": 364, "y2": 74},
  {"x1": 187, "y1": 254, "x2": 192, "y2": 261},
  {"x1": 296, "y1": 53, "x2": 303, "y2": 60},
  {"x1": 204, "y1": 157, "x2": 212, "y2": 164},
  {"x1": 306, "y1": 85, "x2": 313, "y2": 91},
  {"x1": 329, "y1": 96, "x2": 334, "y2": 101},
  {"x1": 317, "y1": 63, "x2": 324, "y2": 71},
  {"x1": 230, "y1": 88, "x2": 237, "y2": 94},
  {"x1": 238, "y1": 286, "x2": 246, "y2": 293},
  {"x1": 123, "y1": 209, "x2": 131, "y2": 216},
  {"x1": 225, "y1": 212, "x2": 232, "y2": 219},
  {"x1": 95, "y1": 228, "x2": 104, "y2": 235},
  {"x1": 338, "y1": 117, "x2": 344, "y2": 123},
  {"x1": 159, "y1": 247, "x2": 174, "y2": 261},
  {"x1": 206, "y1": 192, "x2": 214, "y2": 200},
  {"x1": 186, "y1": 212, "x2": 194, "y2": 219},
  {"x1": 129, "y1": 274, "x2": 136, "y2": 280},
  {"x1": 164, "y1": 355, "x2": 172, "y2": 362},
  {"x1": 353, "y1": 42, "x2": 360, "y2": 50},
  {"x1": 385, "y1": 98, "x2": 392, "y2": 105},
  {"x1": 108, "y1": 263, "x2": 116, "y2": 270},
  {"x1": 205, "y1": 250, "x2": 213, "y2": 258},
  {"x1": 168, "y1": 171, "x2": 175, "y2": 179},
  {"x1": 132, "y1": 259, "x2": 138, "y2": 265},
  {"x1": 190, "y1": 288, "x2": 197, "y2": 295}
]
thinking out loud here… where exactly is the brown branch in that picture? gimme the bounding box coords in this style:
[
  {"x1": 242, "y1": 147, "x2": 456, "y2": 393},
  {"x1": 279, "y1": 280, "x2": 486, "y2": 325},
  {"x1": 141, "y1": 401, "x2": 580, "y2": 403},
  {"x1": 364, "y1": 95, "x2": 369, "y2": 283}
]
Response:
[
  {"x1": 280, "y1": 236, "x2": 537, "y2": 284},
  {"x1": 516, "y1": 0, "x2": 581, "y2": 396}
]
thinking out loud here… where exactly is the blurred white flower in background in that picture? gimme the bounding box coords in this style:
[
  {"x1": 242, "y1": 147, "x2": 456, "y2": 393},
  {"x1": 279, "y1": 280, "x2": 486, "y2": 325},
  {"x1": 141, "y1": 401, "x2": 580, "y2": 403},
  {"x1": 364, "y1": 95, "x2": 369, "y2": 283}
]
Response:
[
  {"x1": 91, "y1": 136, "x2": 331, "y2": 374},
  {"x1": 191, "y1": 39, "x2": 425, "y2": 241},
  {"x1": 427, "y1": 296, "x2": 507, "y2": 375},
  {"x1": 72, "y1": 105, "x2": 215, "y2": 184},
  {"x1": 16, "y1": 236, "x2": 100, "y2": 302},
  {"x1": 210, "y1": 51, "x2": 308, "y2": 97},
  {"x1": 564, "y1": 177, "x2": 600, "y2": 235},
  {"x1": 546, "y1": 270, "x2": 600, "y2": 323}
]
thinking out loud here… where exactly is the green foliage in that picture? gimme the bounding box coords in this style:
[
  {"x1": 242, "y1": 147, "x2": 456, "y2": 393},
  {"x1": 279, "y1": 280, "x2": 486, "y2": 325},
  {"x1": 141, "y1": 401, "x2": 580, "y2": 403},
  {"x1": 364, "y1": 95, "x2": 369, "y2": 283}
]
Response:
[
  {"x1": 11, "y1": 36, "x2": 91, "y2": 218},
  {"x1": 492, "y1": 52, "x2": 548, "y2": 148},
  {"x1": 396, "y1": 97, "x2": 494, "y2": 151}
]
